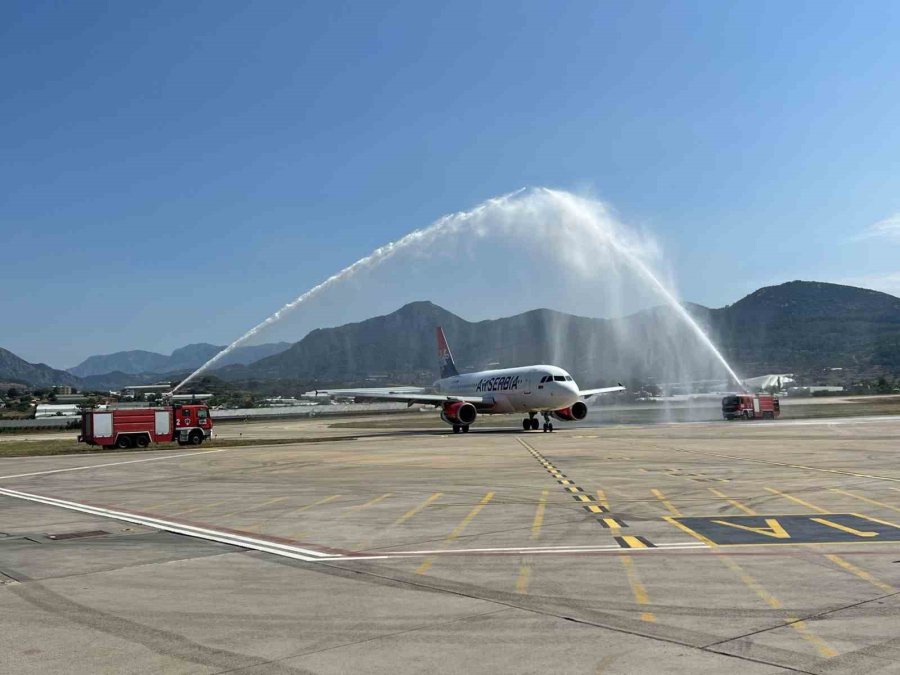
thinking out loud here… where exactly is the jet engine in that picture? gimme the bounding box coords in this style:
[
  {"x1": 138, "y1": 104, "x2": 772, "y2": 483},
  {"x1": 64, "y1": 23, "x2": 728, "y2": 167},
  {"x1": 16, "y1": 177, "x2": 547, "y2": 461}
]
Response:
[
  {"x1": 441, "y1": 401, "x2": 477, "y2": 426},
  {"x1": 550, "y1": 400, "x2": 588, "y2": 421}
]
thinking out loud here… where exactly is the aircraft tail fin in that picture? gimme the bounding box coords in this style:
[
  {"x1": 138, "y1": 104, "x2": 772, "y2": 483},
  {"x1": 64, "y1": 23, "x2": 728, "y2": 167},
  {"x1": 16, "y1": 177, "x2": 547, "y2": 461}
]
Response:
[{"x1": 436, "y1": 326, "x2": 459, "y2": 379}]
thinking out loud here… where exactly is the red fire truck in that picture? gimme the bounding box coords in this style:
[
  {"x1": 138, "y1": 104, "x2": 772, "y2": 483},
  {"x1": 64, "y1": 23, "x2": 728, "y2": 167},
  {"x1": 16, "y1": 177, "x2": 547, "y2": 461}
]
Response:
[
  {"x1": 79, "y1": 403, "x2": 213, "y2": 449},
  {"x1": 721, "y1": 394, "x2": 780, "y2": 420}
]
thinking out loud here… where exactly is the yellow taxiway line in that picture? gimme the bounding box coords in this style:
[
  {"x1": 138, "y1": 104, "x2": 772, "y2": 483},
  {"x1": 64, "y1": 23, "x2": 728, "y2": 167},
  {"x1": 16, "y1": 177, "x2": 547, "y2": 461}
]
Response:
[
  {"x1": 393, "y1": 492, "x2": 443, "y2": 526},
  {"x1": 417, "y1": 491, "x2": 495, "y2": 575}
]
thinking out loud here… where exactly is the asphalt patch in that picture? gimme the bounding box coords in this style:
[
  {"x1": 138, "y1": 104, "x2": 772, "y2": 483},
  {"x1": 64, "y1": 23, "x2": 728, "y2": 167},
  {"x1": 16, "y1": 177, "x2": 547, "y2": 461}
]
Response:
[{"x1": 667, "y1": 513, "x2": 900, "y2": 546}]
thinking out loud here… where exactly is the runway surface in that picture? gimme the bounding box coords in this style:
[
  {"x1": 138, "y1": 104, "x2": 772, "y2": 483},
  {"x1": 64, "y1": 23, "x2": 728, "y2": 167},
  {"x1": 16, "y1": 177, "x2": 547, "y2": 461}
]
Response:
[{"x1": 1, "y1": 415, "x2": 898, "y2": 673}]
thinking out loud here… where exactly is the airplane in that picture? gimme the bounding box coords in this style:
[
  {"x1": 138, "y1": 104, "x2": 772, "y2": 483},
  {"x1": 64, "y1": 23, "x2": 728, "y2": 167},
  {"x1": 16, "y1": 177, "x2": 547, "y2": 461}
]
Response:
[{"x1": 309, "y1": 327, "x2": 624, "y2": 433}]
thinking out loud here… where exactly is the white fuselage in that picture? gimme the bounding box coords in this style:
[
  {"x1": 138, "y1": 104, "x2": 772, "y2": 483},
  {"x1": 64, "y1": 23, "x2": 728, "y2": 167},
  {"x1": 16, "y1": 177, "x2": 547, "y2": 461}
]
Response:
[{"x1": 434, "y1": 365, "x2": 581, "y2": 414}]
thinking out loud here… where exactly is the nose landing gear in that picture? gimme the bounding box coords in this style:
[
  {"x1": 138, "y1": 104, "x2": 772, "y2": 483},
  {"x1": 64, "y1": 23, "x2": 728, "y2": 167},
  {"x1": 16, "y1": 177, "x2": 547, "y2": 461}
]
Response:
[{"x1": 542, "y1": 411, "x2": 554, "y2": 433}]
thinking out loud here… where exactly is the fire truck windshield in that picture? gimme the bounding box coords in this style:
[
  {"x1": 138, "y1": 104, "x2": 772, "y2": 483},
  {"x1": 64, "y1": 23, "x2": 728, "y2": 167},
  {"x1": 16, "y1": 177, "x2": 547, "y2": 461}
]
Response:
[{"x1": 721, "y1": 396, "x2": 740, "y2": 411}]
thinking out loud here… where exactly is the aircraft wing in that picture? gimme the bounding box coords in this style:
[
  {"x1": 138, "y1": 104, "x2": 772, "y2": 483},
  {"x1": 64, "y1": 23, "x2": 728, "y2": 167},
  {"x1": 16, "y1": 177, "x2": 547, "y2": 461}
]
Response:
[
  {"x1": 307, "y1": 388, "x2": 492, "y2": 406},
  {"x1": 308, "y1": 387, "x2": 427, "y2": 396},
  {"x1": 579, "y1": 384, "x2": 626, "y2": 399}
]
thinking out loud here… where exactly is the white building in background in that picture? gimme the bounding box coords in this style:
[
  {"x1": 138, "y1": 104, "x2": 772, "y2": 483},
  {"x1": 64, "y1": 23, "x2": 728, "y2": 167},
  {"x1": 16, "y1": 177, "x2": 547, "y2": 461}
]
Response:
[
  {"x1": 787, "y1": 386, "x2": 844, "y2": 396},
  {"x1": 261, "y1": 397, "x2": 317, "y2": 407},
  {"x1": 743, "y1": 374, "x2": 795, "y2": 391},
  {"x1": 35, "y1": 404, "x2": 81, "y2": 418}
]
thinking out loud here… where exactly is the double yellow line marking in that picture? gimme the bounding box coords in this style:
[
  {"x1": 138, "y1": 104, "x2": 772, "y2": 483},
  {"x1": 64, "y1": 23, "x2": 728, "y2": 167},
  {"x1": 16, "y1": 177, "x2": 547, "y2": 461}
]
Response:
[
  {"x1": 664, "y1": 487, "x2": 839, "y2": 658},
  {"x1": 341, "y1": 493, "x2": 392, "y2": 517},
  {"x1": 518, "y1": 439, "x2": 629, "y2": 531},
  {"x1": 393, "y1": 492, "x2": 443, "y2": 526},
  {"x1": 763, "y1": 487, "x2": 896, "y2": 594},
  {"x1": 708, "y1": 487, "x2": 756, "y2": 516},
  {"x1": 517, "y1": 491, "x2": 550, "y2": 595},
  {"x1": 619, "y1": 555, "x2": 656, "y2": 623},
  {"x1": 692, "y1": 485, "x2": 897, "y2": 658},
  {"x1": 416, "y1": 491, "x2": 494, "y2": 575},
  {"x1": 831, "y1": 488, "x2": 900, "y2": 514},
  {"x1": 716, "y1": 553, "x2": 838, "y2": 659}
]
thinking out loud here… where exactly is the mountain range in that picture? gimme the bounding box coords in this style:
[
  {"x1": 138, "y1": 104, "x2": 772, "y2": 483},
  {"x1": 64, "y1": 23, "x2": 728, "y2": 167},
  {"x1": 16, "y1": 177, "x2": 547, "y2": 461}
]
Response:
[
  {"x1": 0, "y1": 348, "x2": 82, "y2": 389},
  {"x1": 67, "y1": 342, "x2": 292, "y2": 377},
  {"x1": 2, "y1": 281, "x2": 899, "y2": 390},
  {"x1": 214, "y1": 281, "x2": 900, "y2": 388}
]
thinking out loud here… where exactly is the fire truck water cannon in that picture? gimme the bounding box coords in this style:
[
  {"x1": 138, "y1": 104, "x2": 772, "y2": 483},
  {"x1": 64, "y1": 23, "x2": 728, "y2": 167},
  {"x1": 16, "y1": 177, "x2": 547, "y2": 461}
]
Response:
[{"x1": 550, "y1": 400, "x2": 588, "y2": 421}]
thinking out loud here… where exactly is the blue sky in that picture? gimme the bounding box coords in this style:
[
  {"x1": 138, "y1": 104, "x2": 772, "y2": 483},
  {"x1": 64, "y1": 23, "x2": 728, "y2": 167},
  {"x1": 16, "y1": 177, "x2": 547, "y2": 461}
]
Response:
[{"x1": 3, "y1": 1, "x2": 899, "y2": 367}]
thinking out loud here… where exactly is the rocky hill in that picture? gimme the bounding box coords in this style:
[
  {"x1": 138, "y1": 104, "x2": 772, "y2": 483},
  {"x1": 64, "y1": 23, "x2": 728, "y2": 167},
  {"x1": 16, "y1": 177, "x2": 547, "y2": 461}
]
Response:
[
  {"x1": 709, "y1": 281, "x2": 900, "y2": 374},
  {"x1": 6, "y1": 281, "x2": 899, "y2": 390},
  {"x1": 0, "y1": 348, "x2": 81, "y2": 388},
  {"x1": 222, "y1": 281, "x2": 900, "y2": 387},
  {"x1": 68, "y1": 342, "x2": 291, "y2": 377}
]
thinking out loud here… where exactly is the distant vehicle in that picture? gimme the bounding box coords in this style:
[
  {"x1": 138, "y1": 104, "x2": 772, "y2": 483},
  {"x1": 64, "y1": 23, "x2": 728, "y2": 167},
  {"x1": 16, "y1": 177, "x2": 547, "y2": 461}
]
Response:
[
  {"x1": 311, "y1": 327, "x2": 624, "y2": 433},
  {"x1": 79, "y1": 403, "x2": 213, "y2": 449},
  {"x1": 722, "y1": 394, "x2": 780, "y2": 420}
]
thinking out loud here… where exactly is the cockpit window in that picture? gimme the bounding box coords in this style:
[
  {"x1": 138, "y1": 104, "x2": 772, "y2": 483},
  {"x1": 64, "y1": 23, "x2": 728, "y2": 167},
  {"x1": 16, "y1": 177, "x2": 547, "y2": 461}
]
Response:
[
  {"x1": 554, "y1": 376, "x2": 565, "y2": 382},
  {"x1": 565, "y1": 376, "x2": 573, "y2": 381},
  {"x1": 540, "y1": 375, "x2": 549, "y2": 383}
]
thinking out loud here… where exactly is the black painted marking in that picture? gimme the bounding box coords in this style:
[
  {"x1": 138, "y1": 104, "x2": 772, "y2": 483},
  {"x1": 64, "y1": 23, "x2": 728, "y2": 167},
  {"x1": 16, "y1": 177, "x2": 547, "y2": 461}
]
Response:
[
  {"x1": 581, "y1": 503, "x2": 609, "y2": 513},
  {"x1": 45, "y1": 530, "x2": 108, "y2": 540},
  {"x1": 524, "y1": 443, "x2": 627, "y2": 532},
  {"x1": 597, "y1": 517, "x2": 628, "y2": 528},
  {"x1": 669, "y1": 513, "x2": 900, "y2": 546}
]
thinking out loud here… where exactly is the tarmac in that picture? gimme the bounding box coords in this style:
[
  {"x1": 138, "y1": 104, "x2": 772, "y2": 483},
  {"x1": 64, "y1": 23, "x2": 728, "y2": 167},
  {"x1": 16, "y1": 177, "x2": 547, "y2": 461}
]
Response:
[{"x1": 1, "y1": 413, "x2": 899, "y2": 674}]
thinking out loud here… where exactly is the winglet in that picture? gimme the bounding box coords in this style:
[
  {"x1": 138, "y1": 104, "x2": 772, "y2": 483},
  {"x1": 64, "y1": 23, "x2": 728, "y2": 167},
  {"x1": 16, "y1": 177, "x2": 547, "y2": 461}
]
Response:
[{"x1": 436, "y1": 326, "x2": 459, "y2": 379}]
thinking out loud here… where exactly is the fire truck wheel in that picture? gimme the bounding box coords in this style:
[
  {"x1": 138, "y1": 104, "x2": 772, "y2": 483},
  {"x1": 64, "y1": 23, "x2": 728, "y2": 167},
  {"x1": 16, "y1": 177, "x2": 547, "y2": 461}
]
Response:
[
  {"x1": 188, "y1": 431, "x2": 204, "y2": 445},
  {"x1": 116, "y1": 435, "x2": 133, "y2": 449},
  {"x1": 135, "y1": 435, "x2": 149, "y2": 448}
]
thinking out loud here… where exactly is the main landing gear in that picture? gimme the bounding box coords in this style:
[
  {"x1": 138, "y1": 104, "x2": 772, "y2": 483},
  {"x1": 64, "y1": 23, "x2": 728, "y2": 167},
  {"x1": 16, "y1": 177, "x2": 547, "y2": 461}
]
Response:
[
  {"x1": 521, "y1": 412, "x2": 541, "y2": 432},
  {"x1": 452, "y1": 424, "x2": 470, "y2": 434}
]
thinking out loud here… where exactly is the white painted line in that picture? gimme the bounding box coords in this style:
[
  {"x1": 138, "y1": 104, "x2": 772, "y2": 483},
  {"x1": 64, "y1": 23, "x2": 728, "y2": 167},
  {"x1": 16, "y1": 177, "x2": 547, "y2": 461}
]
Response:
[
  {"x1": 0, "y1": 485, "x2": 709, "y2": 564},
  {"x1": 352, "y1": 542, "x2": 708, "y2": 557},
  {"x1": 0, "y1": 487, "x2": 339, "y2": 562},
  {"x1": 0, "y1": 447, "x2": 235, "y2": 481}
]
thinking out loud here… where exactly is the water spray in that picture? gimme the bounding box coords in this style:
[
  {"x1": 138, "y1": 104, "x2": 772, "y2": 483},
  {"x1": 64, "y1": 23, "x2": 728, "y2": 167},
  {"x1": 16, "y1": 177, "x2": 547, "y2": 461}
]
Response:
[
  {"x1": 557, "y1": 191, "x2": 743, "y2": 388},
  {"x1": 173, "y1": 188, "x2": 742, "y2": 394}
]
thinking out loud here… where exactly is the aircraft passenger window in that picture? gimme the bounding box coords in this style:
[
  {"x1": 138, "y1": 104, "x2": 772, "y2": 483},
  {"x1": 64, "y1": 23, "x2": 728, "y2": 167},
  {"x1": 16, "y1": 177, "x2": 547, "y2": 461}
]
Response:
[{"x1": 554, "y1": 376, "x2": 565, "y2": 381}]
